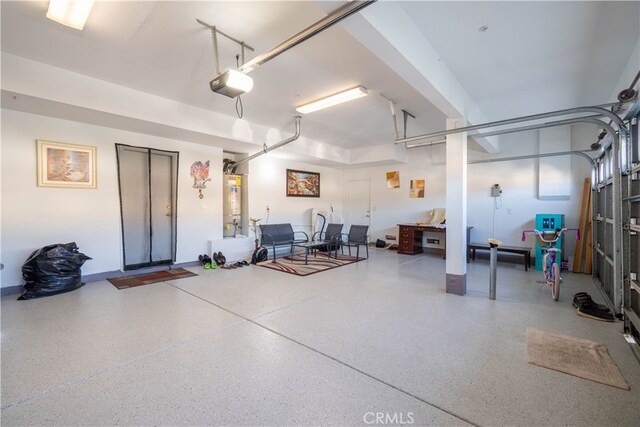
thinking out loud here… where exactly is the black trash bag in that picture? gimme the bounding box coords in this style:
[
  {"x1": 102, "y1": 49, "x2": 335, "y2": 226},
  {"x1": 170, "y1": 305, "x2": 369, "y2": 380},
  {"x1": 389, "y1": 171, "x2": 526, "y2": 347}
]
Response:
[
  {"x1": 376, "y1": 239, "x2": 386, "y2": 248},
  {"x1": 19, "y1": 242, "x2": 92, "y2": 300}
]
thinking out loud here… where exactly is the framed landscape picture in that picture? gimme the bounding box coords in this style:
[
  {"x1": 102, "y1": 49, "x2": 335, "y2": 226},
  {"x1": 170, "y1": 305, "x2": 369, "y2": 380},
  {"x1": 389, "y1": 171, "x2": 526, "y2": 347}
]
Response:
[
  {"x1": 37, "y1": 140, "x2": 97, "y2": 188},
  {"x1": 286, "y1": 169, "x2": 320, "y2": 197}
]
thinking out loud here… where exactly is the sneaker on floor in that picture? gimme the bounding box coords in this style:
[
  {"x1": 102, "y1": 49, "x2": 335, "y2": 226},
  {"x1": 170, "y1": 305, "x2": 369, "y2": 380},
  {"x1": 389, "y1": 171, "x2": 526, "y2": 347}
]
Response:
[
  {"x1": 576, "y1": 305, "x2": 615, "y2": 322},
  {"x1": 572, "y1": 293, "x2": 610, "y2": 312}
]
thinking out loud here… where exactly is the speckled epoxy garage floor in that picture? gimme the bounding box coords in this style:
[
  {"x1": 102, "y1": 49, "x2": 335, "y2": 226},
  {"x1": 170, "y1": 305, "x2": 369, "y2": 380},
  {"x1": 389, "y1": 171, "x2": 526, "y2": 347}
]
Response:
[{"x1": 2, "y1": 250, "x2": 639, "y2": 426}]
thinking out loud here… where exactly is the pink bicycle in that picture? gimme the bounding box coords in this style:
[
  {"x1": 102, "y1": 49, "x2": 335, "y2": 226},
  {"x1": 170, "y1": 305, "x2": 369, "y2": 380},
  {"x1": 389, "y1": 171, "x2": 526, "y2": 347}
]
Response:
[{"x1": 522, "y1": 228, "x2": 580, "y2": 301}]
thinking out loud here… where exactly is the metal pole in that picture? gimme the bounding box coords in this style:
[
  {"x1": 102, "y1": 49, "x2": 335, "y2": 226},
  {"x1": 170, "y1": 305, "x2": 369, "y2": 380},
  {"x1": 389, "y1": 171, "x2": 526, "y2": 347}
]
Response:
[
  {"x1": 405, "y1": 139, "x2": 446, "y2": 149},
  {"x1": 196, "y1": 19, "x2": 256, "y2": 52},
  {"x1": 411, "y1": 116, "x2": 623, "y2": 173},
  {"x1": 489, "y1": 242, "x2": 498, "y2": 300},
  {"x1": 237, "y1": 1, "x2": 376, "y2": 75},
  {"x1": 231, "y1": 116, "x2": 301, "y2": 167},
  {"x1": 393, "y1": 105, "x2": 625, "y2": 144},
  {"x1": 468, "y1": 150, "x2": 596, "y2": 168},
  {"x1": 468, "y1": 115, "x2": 602, "y2": 139}
]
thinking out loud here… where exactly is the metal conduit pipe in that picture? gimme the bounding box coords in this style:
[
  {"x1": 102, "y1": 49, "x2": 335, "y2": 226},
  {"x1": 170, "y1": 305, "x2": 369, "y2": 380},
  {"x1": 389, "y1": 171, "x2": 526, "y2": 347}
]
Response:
[
  {"x1": 404, "y1": 115, "x2": 609, "y2": 161},
  {"x1": 237, "y1": 1, "x2": 376, "y2": 75},
  {"x1": 466, "y1": 117, "x2": 621, "y2": 171},
  {"x1": 405, "y1": 139, "x2": 447, "y2": 149},
  {"x1": 232, "y1": 116, "x2": 301, "y2": 167},
  {"x1": 467, "y1": 115, "x2": 603, "y2": 139},
  {"x1": 468, "y1": 150, "x2": 596, "y2": 168},
  {"x1": 393, "y1": 104, "x2": 626, "y2": 145}
]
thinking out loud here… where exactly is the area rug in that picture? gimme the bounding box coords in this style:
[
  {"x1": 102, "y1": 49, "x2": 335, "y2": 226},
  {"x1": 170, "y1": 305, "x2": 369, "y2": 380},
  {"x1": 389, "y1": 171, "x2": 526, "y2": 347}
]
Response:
[
  {"x1": 258, "y1": 252, "x2": 362, "y2": 276},
  {"x1": 526, "y1": 328, "x2": 629, "y2": 390},
  {"x1": 107, "y1": 268, "x2": 198, "y2": 290}
]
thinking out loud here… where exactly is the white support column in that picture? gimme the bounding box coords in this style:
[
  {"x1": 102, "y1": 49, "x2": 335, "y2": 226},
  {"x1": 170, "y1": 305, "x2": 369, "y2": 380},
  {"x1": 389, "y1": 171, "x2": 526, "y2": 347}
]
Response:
[{"x1": 445, "y1": 118, "x2": 468, "y2": 295}]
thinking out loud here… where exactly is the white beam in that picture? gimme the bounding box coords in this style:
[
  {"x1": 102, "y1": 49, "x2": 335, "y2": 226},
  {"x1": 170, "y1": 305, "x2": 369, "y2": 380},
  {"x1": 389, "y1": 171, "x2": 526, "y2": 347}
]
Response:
[
  {"x1": 445, "y1": 118, "x2": 468, "y2": 295},
  {"x1": 337, "y1": 2, "x2": 499, "y2": 153}
]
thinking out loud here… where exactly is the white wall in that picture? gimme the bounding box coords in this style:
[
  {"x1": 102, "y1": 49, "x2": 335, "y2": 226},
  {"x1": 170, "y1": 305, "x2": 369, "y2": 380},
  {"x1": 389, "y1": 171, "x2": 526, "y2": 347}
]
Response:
[
  {"x1": 343, "y1": 149, "x2": 446, "y2": 245},
  {"x1": 248, "y1": 155, "x2": 345, "y2": 238},
  {"x1": 344, "y1": 125, "x2": 595, "y2": 258},
  {"x1": 0, "y1": 108, "x2": 600, "y2": 288},
  {"x1": 467, "y1": 127, "x2": 592, "y2": 256},
  {"x1": 1, "y1": 109, "x2": 224, "y2": 288}
]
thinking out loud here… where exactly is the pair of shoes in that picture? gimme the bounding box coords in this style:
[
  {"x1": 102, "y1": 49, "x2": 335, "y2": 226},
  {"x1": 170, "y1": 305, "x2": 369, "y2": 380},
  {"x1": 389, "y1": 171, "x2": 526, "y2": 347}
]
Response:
[
  {"x1": 212, "y1": 252, "x2": 226, "y2": 266},
  {"x1": 233, "y1": 261, "x2": 249, "y2": 268},
  {"x1": 572, "y1": 292, "x2": 610, "y2": 312},
  {"x1": 573, "y1": 292, "x2": 614, "y2": 322},
  {"x1": 198, "y1": 254, "x2": 214, "y2": 269}
]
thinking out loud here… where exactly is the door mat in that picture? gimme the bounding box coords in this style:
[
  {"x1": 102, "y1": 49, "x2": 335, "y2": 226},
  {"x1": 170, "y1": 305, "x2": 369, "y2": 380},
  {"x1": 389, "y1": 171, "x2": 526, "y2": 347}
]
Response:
[
  {"x1": 526, "y1": 327, "x2": 629, "y2": 390},
  {"x1": 258, "y1": 252, "x2": 362, "y2": 276},
  {"x1": 107, "y1": 268, "x2": 198, "y2": 290}
]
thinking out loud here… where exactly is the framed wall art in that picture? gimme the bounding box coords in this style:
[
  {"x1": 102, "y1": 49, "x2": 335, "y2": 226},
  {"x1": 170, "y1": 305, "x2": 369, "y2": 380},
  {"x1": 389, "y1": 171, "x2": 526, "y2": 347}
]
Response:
[
  {"x1": 386, "y1": 170, "x2": 400, "y2": 189},
  {"x1": 286, "y1": 169, "x2": 320, "y2": 197},
  {"x1": 36, "y1": 140, "x2": 97, "y2": 188},
  {"x1": 410, "y1": 179, "x2": 425, "y2": 198}
]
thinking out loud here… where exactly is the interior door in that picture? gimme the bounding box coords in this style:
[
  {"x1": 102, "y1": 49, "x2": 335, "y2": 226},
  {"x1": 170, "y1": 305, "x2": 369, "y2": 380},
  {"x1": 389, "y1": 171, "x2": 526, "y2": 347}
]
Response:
[
  {"x1": 116, "y1": 144, "x2": 178, "y2": 270},
  {"x1": 347, "y1": 180, "x2": 371, "y2": 231},
  {"x1": 150, "y1": 152, "x2": 175, "y2": 261}
]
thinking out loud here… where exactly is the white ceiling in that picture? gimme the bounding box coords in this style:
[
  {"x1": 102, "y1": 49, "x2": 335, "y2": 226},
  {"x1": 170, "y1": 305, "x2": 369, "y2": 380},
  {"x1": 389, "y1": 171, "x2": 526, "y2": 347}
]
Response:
[
  {"x1": 401, "y1": 1, "x2": 639, "y2": 119},
  {"x1": 1, "y1": 1, "x2": 638, "y2": 156}
]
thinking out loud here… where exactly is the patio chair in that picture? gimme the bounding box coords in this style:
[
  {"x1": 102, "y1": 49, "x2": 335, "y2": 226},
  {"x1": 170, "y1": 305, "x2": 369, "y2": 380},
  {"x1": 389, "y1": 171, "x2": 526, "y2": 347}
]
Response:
[
  {"x1": 312, "y1": 223, "x2": 344, "y2": 256},
  {"x1": 340, "y1": 224, "x2": 369, "y2": 259}
]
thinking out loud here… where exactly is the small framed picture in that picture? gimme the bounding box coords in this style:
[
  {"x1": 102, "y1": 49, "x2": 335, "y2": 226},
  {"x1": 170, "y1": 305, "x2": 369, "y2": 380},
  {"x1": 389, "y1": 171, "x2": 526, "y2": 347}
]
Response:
[
  {"x1": 36, "y1": 140, "x2": 97, "y2": 188},
  {"x1": 286, "y1": 169, "x2": 320, "y2": 197}
]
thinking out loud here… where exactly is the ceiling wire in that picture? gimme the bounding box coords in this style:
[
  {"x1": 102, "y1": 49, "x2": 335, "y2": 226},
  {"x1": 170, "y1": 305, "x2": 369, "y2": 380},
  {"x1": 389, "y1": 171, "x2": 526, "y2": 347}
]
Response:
[{"x1": 235, "y1": 54, "x2": 244, "y2": 119}]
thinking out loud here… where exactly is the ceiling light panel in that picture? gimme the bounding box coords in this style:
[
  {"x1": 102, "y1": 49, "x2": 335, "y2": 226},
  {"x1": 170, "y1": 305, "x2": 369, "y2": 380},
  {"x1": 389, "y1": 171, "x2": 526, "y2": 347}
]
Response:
[
  {"x1": 47, "y1": 0, "x2": 95, "y2": 30},
  {"x1": 296, "y1": 86, "x2": 368, "y2": 114}
]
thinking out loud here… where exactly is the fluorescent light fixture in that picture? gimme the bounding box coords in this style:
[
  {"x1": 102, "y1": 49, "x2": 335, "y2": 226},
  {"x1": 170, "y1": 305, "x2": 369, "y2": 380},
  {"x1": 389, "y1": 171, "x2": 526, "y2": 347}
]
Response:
[
  {"x1": 46, "y1": 0, "x2": 95, "y2": 30},
  {"x1": 296, "y1": 86, "x2": 368, "y2": 114},
  {"x1": 209, "y1": 69, "x2": 254, "y2": 98}
]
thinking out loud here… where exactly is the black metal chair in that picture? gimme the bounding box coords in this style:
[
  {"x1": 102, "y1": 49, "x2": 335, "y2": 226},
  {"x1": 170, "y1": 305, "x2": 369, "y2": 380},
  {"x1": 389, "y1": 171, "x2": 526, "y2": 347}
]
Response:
[
  {"x1": 260, "y1": 223, "x2": 308, "y2": 261},
  {"x1": 312, "y1": 223, "x2": 343, "y2": 257},
  {"x1": 340, "y1": 225, "x2": 369, "y2": 259}
]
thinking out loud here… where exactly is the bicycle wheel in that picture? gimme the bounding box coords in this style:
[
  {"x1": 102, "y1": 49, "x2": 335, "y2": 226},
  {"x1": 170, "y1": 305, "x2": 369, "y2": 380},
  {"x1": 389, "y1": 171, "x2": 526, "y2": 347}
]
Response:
[{"x1": 551, "y1": 262, "x2": 560, "y2": 301}]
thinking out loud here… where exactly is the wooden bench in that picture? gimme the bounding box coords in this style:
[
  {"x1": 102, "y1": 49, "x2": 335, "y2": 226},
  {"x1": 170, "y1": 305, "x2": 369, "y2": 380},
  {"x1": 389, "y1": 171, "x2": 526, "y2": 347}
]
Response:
[{"x1": 468, "y1": 242, "x2": 532, "y2": 271}]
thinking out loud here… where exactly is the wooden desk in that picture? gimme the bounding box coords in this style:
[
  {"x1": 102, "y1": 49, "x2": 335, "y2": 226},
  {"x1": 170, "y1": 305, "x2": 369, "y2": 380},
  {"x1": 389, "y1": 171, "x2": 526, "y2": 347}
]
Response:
[{"x1": 397, "y1": 224, "x2": 473, "y2": 260}]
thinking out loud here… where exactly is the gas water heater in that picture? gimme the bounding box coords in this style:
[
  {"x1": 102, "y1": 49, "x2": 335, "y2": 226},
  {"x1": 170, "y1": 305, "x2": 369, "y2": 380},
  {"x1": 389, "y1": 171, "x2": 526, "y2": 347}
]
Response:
[{"x1": 223, "y1": 175, "x2": 242, "y2": 237}]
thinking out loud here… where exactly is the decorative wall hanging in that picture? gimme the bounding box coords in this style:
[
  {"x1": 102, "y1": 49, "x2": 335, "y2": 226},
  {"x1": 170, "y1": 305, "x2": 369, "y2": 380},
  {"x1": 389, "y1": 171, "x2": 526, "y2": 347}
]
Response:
[
  {"x1": 36, "y1": 140, "x2": 97, "y2": 188},
  {"x1": 286, "y1": 169, "x2": 320, "y2": 197},
  {"x1": 386, "y1": 171, "x2": 400, "y2": 189},
  {"x1": 190, "y1": 160, "x2": 211, "y2": 199},
  {"x1": 410, "y1": 179, "x2": 425, "y2": 198}
]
